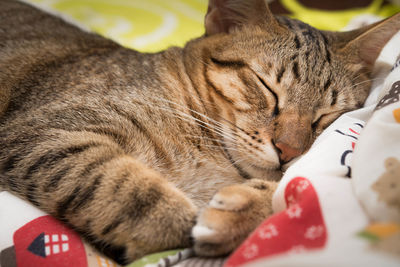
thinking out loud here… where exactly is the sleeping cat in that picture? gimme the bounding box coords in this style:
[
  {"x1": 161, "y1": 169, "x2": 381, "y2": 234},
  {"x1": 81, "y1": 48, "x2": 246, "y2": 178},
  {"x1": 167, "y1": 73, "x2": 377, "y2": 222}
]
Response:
[{"x1": 1, "y1": 0, "x2": 399, "y2": 264}]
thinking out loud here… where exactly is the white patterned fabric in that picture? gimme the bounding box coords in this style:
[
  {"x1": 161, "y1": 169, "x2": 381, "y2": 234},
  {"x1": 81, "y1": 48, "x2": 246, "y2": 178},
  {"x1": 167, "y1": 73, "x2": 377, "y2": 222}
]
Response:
[{"x1": 224, "y1": 32, "x2": 400, "y2": 267}]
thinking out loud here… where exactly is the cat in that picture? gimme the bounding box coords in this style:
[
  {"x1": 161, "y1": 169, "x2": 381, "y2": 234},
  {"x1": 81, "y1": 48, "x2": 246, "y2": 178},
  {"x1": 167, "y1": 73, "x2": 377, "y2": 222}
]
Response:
[{"x1": 1, "y1": 0, "x2": 399, "y2": 264}]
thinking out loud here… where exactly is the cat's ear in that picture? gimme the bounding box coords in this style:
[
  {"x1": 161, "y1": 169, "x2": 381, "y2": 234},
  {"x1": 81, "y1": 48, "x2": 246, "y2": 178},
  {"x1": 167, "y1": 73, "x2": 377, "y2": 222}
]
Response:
[
  {"x1": 204, "y1": 0, "x2": 279, "y2": 35},
  {"x1": 333, "y1": 13, "x2": 400, "y2": 69}
]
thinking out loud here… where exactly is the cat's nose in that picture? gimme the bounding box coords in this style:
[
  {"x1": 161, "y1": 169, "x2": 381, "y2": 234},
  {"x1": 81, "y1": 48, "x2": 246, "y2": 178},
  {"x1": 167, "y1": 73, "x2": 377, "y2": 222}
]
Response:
[{"x1": 274, "y1": 142, "x2": 302, "y2": 164}]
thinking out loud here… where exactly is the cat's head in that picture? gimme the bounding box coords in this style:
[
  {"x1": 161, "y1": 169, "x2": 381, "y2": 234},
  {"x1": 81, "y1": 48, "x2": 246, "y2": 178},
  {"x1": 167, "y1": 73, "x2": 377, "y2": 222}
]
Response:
[{"x1": 184, "y1": 0, "x2": 400, "y2": 180}]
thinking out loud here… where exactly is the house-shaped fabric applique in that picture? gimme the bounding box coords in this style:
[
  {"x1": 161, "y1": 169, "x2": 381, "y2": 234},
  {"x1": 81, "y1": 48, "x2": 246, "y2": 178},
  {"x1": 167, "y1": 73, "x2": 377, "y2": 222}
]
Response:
[{"x1": 13, "y1": 215, "x2": 87, "y2": 267}]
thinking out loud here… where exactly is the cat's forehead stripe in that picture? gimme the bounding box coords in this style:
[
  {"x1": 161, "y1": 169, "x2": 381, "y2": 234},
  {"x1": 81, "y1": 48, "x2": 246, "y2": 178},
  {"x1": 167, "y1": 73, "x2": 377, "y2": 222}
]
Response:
[
  {"x1": 276, "y1": 66, "x2": 286, "y2": 84},
  {"x1": 320, "y1": 33, "x2": 332, "y2": 64},
  {"x1": 325, "y1": 48, "x2": 331, "y2": 63},
  {"x1": 331, "y1": 90, "x2": 338, "y2": 106},
  {"x1": 292, "y1": 61, "x2": 299, "y2": 80},
  {"x1": 301, "y1": 29, "x2": 318, "y2": 43},
  {"x1": 279, "y1": 16, "x2": 332, "y2": 67},
  {"x1": 293, "y1": 35, "x2": 301, "y2": 49},
  {"x1": 323, "y1": 78, "x2": 332, "y2": 92}
]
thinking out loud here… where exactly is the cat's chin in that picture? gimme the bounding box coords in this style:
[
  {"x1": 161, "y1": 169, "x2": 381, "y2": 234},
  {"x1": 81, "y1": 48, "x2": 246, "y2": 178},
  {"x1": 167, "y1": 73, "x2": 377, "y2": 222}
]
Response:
[
  {"x1": 238, "y1": 162, "x2": 283, "y2": 181},
  {"x1": 224, "y1": 148, "x2": 282, "y2": 181}
]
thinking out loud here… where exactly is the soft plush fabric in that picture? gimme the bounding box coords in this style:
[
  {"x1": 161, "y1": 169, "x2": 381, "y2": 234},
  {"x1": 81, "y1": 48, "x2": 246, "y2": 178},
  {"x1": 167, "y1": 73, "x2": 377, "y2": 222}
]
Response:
[
  {"x1": 1, "y1": 1, "x2": 400, "y2": 267},
  {"x1": 223, "y1": 32, "x2": 400, "y2": 267}
]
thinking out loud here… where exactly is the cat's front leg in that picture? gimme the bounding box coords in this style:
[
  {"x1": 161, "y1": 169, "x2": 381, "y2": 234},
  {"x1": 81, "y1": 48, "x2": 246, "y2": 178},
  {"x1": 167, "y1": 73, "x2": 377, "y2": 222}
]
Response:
[
  {"x1": 192, "y1": 179, "x2": 278, "y2": 256},
  {"x1": 1, "y1": 130, "x2": 198, "y2": 264},
  {"x1": 55, "y1": 154, "x2": 198, "y2": 263}
]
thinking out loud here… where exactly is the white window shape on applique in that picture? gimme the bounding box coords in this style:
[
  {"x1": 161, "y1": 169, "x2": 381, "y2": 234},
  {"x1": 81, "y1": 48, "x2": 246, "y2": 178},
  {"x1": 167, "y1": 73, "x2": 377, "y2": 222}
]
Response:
[
  {"x1": 61, "y1": 234, "x2": 69, "y2": 241},
  {"x1": 45, "y1": 246, "x2": 51, "y2": 256},
  {"x1": 304, "y1": 225, "x2": 324, "y2": 240},
  {"x1": 52, "y1": 234, "x2": 59, "y2": 242},
  {"x1": 258, "y1": 223, "x2": 279, "y2": 239},
  {"x1": 44, "y1": 233, "x2": 70, "y2": 256},
  {"x1": 62, "y1": 243, "x2": 69, "y2": 252},
  {"x1": 53, "y1": 244, "x2": 60, "y2": 254}
]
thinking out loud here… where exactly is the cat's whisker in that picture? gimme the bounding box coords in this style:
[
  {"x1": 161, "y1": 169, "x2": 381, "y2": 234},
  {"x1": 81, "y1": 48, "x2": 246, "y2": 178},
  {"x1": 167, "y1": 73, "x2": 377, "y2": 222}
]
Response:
[
  {"x1": 184, "y1": 132, "x2": 249, "y2": 155},
  {"x1": 349, "y1": 77, "x2": 385, "y2": 89},
  {"x1": 151, "y1": 105, "x2": 239, "y2": 143},
  {"x1": 146, "y1": 97, "x2": 241, "y2": 142},
  {"x1": 184, "y1": 124, "x2": 262, "y2": 159},
  {"x1": 351, "y1": 72, "x2": 368, "y2": 82},
  {"x1": 183, "y1": 134, "x2": 240, "y2": 145},
  {"x1": 182, "y1": 135, "x2": 232, "y2": 145},
  {"x1": 177, "y1": 115, "x2": 238, "y2": 143},
  {"x1": 221, "y1": 157, "x2": 248, "y2": 171},
  {"x1": 200, "y1": 144, "x2": 245, "y2": 154},
  {"x1": 150, "y1": 97, "x2": 255, "y2": 150},
  {"x1": 183, "y1": 135, "x2": 251, "y2": 156},
  {"x1": 169, "y1": 98, "x2": 252, "y2": 138},
  {"x1": 174, "y1": 95, "x2": 252, "y2": 137},
  {"x1": 195, "y1": 144, "x2": 222, "y2": 151},
  {"x1": 213, "y1": 113, "x2": 252, "y2": 137},
  {"x1": 150, "y1": 96, "x2": 231, "y2": 131}
]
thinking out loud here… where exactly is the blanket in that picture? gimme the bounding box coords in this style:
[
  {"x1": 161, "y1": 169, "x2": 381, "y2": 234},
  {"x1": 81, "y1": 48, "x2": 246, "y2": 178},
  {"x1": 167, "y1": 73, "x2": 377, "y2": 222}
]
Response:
[{"x1": 1, "y1": 1, "x2": 400, "y2": 267}]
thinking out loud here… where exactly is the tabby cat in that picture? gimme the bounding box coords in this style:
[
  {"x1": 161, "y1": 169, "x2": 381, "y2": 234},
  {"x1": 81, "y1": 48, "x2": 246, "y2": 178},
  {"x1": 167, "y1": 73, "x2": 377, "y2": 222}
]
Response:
[{"x1": 1, "y1": 0, "x2": 399, "y2": 264}]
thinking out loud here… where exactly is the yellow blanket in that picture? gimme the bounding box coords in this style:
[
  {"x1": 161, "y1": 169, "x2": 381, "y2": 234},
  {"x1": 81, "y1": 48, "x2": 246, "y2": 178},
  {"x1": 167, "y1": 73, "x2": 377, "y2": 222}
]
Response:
[{"x1": 30, "y1": 0, "x2": 207, "y2": 52}]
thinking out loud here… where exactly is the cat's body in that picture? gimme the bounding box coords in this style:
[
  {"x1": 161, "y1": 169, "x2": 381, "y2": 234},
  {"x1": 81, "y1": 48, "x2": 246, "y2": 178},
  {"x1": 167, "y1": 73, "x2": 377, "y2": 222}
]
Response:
[
  {"x1": 0, "y1": 4, "x2": 240, "y2": 206},
  {"x1": 1, "y1": 0, "x2": 399, "y2": 264}
]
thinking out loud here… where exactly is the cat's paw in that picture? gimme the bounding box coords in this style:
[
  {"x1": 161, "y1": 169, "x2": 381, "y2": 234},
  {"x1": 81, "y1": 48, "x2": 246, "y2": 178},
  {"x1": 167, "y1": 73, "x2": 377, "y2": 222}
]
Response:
[{"x1": 192, "y1": 179, "x2": 278, "y2": 256}]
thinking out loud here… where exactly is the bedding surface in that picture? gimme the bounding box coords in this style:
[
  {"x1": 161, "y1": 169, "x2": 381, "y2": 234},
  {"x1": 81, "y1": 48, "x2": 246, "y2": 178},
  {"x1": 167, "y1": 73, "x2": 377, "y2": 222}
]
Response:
[{"x1": 1, "y1": 1, "x2": 400, "y2": 267}]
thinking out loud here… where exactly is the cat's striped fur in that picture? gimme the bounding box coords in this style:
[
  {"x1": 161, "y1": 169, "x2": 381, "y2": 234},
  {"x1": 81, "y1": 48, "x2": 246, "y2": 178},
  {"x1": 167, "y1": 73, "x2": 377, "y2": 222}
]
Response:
[{"x1": 1, "y1": 0, "x2": 399, "y2": 264}]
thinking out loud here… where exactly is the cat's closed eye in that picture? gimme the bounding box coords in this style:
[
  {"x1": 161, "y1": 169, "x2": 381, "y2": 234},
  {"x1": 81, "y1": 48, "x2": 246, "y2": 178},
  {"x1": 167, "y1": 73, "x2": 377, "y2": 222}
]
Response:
[
  {"x1": 211, "y1": 57, "x2": 246, "y2": 68},
  {"x1": 312, "y1": 111, "x2": 341, "y2": 132},
  {"x1": 256, "y1": 76, "x2": 280, "y2": 116},
  {"x1": 311, "y1": 115, "x2": 324, "y2": 130}
]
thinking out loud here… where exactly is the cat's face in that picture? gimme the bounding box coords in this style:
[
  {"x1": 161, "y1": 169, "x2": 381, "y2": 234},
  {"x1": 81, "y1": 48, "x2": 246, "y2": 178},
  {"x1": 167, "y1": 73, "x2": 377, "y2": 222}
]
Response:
[
  {"x1": 199, "y1": 26, "x2": 369, "y2": 179},
  {"x1": 184, "y1": 0, "x2": 399, "y2": 180}
]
